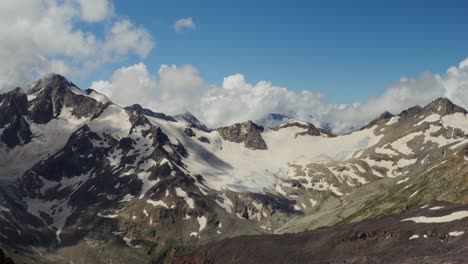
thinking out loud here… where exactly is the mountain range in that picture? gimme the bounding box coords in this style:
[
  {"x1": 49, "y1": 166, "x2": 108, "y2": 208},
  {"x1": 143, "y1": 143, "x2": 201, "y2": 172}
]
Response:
[{"x1": 0, "y1": 74, "x2": 467, "y2": 263}]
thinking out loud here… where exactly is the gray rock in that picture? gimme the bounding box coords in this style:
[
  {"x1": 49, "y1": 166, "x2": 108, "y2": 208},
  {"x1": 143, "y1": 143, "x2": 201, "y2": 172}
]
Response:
[{"x1": 217, "y1": 121, "x2": 267, "y2": 150}]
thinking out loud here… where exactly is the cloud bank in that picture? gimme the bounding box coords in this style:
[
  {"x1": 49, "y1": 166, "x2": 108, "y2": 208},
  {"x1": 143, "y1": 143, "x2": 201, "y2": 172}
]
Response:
[
  {"x1": 0, "y1": 0, "x2": 154, "y2": 90},
  {"x1": 91, "y1": 58, "x2": 468, "y2": 133}
]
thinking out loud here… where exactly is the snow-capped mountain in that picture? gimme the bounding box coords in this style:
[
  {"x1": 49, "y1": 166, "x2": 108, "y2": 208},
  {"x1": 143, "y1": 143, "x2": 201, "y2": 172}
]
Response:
[{"x1": 0, "y1": 74, "x2": 467, "y2": 263}]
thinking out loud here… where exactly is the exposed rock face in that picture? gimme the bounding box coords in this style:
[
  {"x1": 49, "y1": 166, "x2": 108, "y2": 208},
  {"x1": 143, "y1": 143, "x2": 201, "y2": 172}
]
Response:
[
  {"x1": 184, "y1": 128, "x2": 196, "y2": 137},
  {"x1": 0, "y1": 249, "x2": 14, "y2": 264},
  {"x1": 174, "y1": 112, "x2": 210, "y2": 132},
  {"x1": 126, "y1": 104, "x2": 177, "y2": 122},
  {"x1": 0, "y1": 74, "x2": 104, "y2": 149},
  {"x1": 216, "y1": 121, "x2": 267, "y2": 150},
  {"x1": 425, "y1": 97, "x2": 467, "y2": 115},
  {"x1": 0, "y1": 89, "x2": 31, "y2": 148},
  {"x1": 272, "y1": 120, "x2": 335, "y2": 137},
  {"x1": 28, "y1": 74, "x2": 104, "y2": 122},
  {"x1": 360, "y1": 111, "x2": 394, "y2": 130}
]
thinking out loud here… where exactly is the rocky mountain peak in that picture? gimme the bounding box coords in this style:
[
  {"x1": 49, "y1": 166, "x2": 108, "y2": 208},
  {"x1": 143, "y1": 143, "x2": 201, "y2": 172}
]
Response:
[
  {"x1": 423, "y1": 97, "x2": 467, "y2": 115},
  {"x1": 398, "y1": 105, "x2": 423, "y2": 120},
  {"x1": 174, "y1": 112, "x2": 210, "y2": 132},
  {"x1": 26, "y1": 74, "x2": 105, "y2": 124},
  {"x1": 273, "y1": 120, "x2": 335, "y2": 137},
  {"x1": 28, "y1": 73, "x2": 74, "y2": 95},
  {"x1": 360, "y1": 111, "x2": 394, "y2": 130},
  {"x1": 217, "y1": 120, "x2": 267, "y2": 150},
  {"x1": 126, "y1": 104, "x2": 177, "y2": 122}
]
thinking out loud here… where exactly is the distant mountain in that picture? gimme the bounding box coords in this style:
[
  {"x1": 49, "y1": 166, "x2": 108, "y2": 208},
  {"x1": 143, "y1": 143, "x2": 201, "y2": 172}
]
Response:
[
  {"x1": 255, "y1": 113, "x2": 294, "y2": 128},
  {"x1": 0, "y1": 74, "x2": 467, "y2": 263},
  {"x1": 125, "y1": 104, "x2": 177, "y2": 122},
  {"x1": 173, "y1": 112, "x2": 211, "y2": 132}
]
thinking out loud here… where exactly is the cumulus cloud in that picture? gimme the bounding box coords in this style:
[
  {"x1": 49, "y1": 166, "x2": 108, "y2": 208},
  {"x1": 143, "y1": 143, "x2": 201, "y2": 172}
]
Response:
[
  {"x1": 76, "y1": 0, "x2": 114, "y2": 22},
  {"x1": 90, "y1": 63, "x2": 332, "y2": 128},
  {"x1": 91, "y1": 63, "x2": 209, "y2": 114},
  {"x1": 91, "y1": 58, "x2": 468, "y2": 133},
  {"x1": 174, "y1": 17, "x2": 196, "y2": 32},
  {"x1": 327, "y1": 58, "x2": 468, "y2": 132},
  {"x1": 0, "y1": 0, "x2": 154, "y2": 90}
]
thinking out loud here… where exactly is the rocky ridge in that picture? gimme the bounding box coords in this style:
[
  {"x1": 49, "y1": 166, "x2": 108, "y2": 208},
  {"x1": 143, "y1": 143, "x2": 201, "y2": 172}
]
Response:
[{"x1": 0, "y1": 74, "x2": 467, "y2": 263}]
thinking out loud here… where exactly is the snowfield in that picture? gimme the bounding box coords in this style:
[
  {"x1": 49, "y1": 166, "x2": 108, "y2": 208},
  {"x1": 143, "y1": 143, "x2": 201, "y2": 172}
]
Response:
[{"x1": 147, "y1": 115, "x2": 384, "y2": 193}]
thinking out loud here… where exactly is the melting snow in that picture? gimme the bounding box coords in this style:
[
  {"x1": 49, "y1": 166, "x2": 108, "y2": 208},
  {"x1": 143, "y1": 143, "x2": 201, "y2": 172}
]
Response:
[
  {"x1": 442, "y1": 113, "x2": 468, "y2": 131},
  {"x1": 402, "y1": 211, "x2": 468, "y2": 223},
  {"x1": 409, "y1": 190, "x2": 419, "y2": 198},
  {"x1": 386, "y1": 116, "x2": 400, "y2": 125},
  {"x1": 416, "y1": 114, "x2": 441, "y2": 126},
  {"x1": 138, "y1": 172, "x2": 160, "y2": 199},
  {"x1": 175, "y1": 187, "x2": 195, "y2": 208},
  {"x1": 197, "y1": 216, "x2": 207, "y2": 232},
  {"x1": 97, "y1": 213, "x2": 119, "y2": 218},
  {"x1": 146, "y1": 199, "x2": 169, "y2": 208},
  {"x1": 215, "y1": 193, "x2": 234, "y2": 213},
  {"x1": 448, "y1": 231, "x2": 464, "y2": 237},
  {"x1": 429, "y1": 206, "x2": 445, "y2": 211},
  {"x1": 397, "y1": 178, "x2": 409, "y2": 184}
]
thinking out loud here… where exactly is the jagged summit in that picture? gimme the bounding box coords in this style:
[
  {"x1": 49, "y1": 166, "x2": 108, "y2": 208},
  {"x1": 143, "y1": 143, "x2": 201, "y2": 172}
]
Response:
[
  {"x1": 272, "y1": 120, "x2": 334, "y2": 137},
  {"x1": 126, "y1": 104, "x2": 177, "y2": 122},
  {"x1": 360, "y1": 111, "x2": 394, "y2": 130},
  {"x1": 217, "y1": 120, "x2": 267, "y2": 150},
  {"x1": 174, "y1": 111, "x2": 210, "y2": 132},
  {"x1": 360, "y1": 97, "x2": 467, "y2": 131},
  {"x1": 28, "y1": 73, "x2": 74, "y2": 93},
  {"x1": 424, "y1": 97, "x2": 467, "y2": 115}
]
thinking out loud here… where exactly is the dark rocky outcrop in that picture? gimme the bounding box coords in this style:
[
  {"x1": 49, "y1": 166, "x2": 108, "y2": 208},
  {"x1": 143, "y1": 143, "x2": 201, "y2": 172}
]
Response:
[
  {"x1": 126, "y1": 104, "x2": 177, "y2": 122},
  {"x1": 174, "y1": 112, "x2": 211, "y2": 132},
  {"x1": 360, "y1": 111, "x2": 394, "y2": 130},
  {"x1": 0, "y1": 249, "x2": 14, "y2": 264},
  {"x1": 217, "y1": 121, "x2": 267, "y2": 150},
  {"x1": 272, "y1": 121, "x2": 335, "y2": 138},
  {"x1": 424, "y1": 97, "x2": 467, "y2": 115}
]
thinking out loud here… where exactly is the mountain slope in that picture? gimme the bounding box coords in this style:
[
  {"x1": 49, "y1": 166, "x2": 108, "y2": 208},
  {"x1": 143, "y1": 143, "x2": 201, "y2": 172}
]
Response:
[
  {"x1": 174, "y1": 201, "x2": 468, "y2": 264},
  {"x1": 0, "y1": 74, "x2": 467, "y2": 263}
]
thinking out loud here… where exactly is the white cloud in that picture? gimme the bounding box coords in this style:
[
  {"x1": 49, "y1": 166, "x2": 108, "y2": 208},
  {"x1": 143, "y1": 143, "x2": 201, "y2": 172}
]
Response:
[
  {"x1": 327, "y1": 60, "x2": 468, "y2": 132},
  {"x1": 91, "y1": 58, "x2": 468, "y2": 133},
  {"x1": 76, "y1": 0, "x2": 114, "y2": 22},
  {"x1": 174, "y1": 17, "x2": 196, "y2": 32},
  {"x1": 91, "y1": 63, "x2": 208, "y2": 114},
  {"x1": 90, "y1": 62, "x2": 329, "y2": 128},
  {"x1": 0, "y1": 0, "x2": 154, "y2": 91}
]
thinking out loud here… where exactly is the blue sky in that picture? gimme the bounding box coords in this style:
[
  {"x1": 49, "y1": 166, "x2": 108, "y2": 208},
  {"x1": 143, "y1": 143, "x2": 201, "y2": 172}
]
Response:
[
  {"x1": 1, "y1": 0, "x2": 467, "y2": 131},
  {"x1": 101, "y1": 0, "x2": 468, "y2": 103}
]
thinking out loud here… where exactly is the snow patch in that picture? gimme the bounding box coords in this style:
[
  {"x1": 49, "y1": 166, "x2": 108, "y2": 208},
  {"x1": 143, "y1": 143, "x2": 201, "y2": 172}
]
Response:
[
  {"x1": 448, "y1": 231, "x2": 464, "y2": 237},
  {"x1": 175, "y1": 187, "x2": 195, "y2": 209},
  {"x1": 146, "y1": 199, "x2": 169, "y2": 208},
  {"x1": 197, "y1": 216, "x2": 207, "y2": 232},
  {"x1": 402, "y1": 211, "x2": 468, "y2": 223}
]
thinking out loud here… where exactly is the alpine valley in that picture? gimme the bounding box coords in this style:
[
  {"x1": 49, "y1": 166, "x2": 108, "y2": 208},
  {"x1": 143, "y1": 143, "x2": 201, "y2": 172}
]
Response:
[{"x1": 0, "y1": 74, "x2": 467, "y2": 264}]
